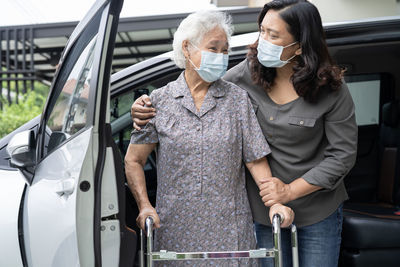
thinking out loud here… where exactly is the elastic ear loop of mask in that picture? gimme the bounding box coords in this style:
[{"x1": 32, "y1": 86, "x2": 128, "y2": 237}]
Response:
[
  {"x1": 282, "y1": 41, "x2": 299, "y2": 63},
  {"x1": 187, "y1": 42, "x2": 200, "y2": 70},
  {"x1": 283, "y1": 41, "x2": 298, "y2": 48}
]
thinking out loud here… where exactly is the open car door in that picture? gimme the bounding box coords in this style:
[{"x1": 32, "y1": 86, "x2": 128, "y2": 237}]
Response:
[{"x1": 14, "y1": 0, "x2": 135, "y2": 266}]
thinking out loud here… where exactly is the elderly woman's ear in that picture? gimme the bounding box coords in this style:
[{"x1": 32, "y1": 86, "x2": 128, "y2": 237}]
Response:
[{"x1": 182, "y1": 40, "x2": 191, "y2": 59}]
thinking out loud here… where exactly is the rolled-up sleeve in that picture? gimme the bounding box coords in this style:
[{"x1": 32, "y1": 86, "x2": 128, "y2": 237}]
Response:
[
  {"x1": 130, "y1": 118, "x2": 158, "y2": 144},
  {"x1": 130, "y1": 93, "x2": 159, "y2": 144},
  {"x1": 302, "y1": 83, "x2": 358, "y2": 190},
  {"x1": 240, "y1": 92, "x2": 271, "y2": 163}
]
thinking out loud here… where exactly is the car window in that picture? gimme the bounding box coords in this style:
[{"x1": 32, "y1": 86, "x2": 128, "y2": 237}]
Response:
[
  {"x1": 345, "y1": 74, "x2": 381, "y2": 126},
  {"x1": 111, "y1": 72, "x2": 180, "y2": 153},
  {"x1": 41, "y1": 10, "x2": 102, "y2": 157},
  {"x1": 110, "y1": 72, "x2": 180, "y2": 123},
  {"x1": 110, "y1": 86, "x2": 155, "y2": 124},
  {"x1": 47, "y1": 38, "x2": 96, "y2": 134}
]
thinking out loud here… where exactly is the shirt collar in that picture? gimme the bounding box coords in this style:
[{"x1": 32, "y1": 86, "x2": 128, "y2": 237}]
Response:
[{"x1": 172, "y1": 71, "x2": 226, "y2": 98}]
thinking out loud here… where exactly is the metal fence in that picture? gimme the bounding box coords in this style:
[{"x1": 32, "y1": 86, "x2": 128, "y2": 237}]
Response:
[
  {"x1": 0, "y1": 27, "x2": 36, "y2": 108},
  {"x1": 0, "y1": 7, "x2": 261, "y2": 109}
]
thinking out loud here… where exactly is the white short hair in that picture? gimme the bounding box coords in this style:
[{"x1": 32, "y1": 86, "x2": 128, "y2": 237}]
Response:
[{"x1": 172, "y1": 10, "x2": 234, "y2": 69}]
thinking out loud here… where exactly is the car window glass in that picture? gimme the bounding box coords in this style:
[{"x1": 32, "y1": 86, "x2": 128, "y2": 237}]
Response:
[
  {"x1": 110, "y1": 72, "x2": 180, "y2": 123},
  {"x1": 41, "y1": 19, "x2": 103, "y2": 158},
  {"x1": 46, "y1": 37, "x2": 96, "y2": 135},
  {"x1": 346, "y1": 74, "x2": 381, "y2": 126},
  {"x1": 110, "y1": 86, "x2": 156, "y2": 123}
]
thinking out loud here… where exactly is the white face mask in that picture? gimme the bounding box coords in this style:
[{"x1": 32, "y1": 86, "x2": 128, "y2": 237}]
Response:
[
  {"x1": 257, "y1": 37, "x2": 298, "y2": 68},
  {"x1": 188, "y1": 43, "x2": 229, "y2": 83}
]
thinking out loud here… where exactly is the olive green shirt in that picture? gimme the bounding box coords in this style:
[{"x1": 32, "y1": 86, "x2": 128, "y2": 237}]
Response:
[{"x1": 224, "y1": 59, "x2": 358, "y2": 227}]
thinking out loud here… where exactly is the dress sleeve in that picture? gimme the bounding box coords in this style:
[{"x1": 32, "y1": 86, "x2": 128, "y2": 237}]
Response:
[
  {"x1": 302, "y1": 82, "x2": 358, "y2": 190},
  {"x1": 130, "y1": 118, "x2": 158, "y2": 144},
  {"x1": 130, "y1": 93, "x2": 159, "y2": 144},
  {"x1": 240, "y1": 91, "x2": 271, "y2": 163}
]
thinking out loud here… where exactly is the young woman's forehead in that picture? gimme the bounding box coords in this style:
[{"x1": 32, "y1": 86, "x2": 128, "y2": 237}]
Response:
[
  {"x1": 261, "y1": 10, "x2": 292, "y2": 37},
  {"x1": 262, "y1": 11, "x2": 285, "y2": 27}
]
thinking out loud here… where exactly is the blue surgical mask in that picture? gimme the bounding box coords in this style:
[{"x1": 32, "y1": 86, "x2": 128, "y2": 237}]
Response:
[
  {"x1": 257, "y1": 37, "x2": 298, "y2": 68},
  {"x1": 188, "y1": 44, "x2": 229, "y2": 83}
]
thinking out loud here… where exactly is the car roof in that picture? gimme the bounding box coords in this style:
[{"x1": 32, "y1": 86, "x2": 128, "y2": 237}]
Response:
[{"x1": 323, "y1": 15, "x2": 400, "y2": 27}]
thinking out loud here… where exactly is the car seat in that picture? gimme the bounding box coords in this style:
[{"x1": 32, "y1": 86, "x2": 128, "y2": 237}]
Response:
[{"x1": 340, "y1": 100, "x2": 400, "y2": 267}]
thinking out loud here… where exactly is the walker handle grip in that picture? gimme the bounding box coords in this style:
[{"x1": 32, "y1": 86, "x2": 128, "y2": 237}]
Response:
[{"x1": 140, "y1": 216, "x2": 155, "y2": 267}]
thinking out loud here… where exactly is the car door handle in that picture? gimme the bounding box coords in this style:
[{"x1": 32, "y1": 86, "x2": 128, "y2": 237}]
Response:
[{"x1": 55, "y1": 178, "x2": 76, "y2": 197}]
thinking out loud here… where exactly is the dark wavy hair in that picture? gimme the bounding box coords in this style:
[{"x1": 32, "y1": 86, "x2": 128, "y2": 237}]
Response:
[{"x1": 248, "y1": 0, "x2": 344, "y2": 102}]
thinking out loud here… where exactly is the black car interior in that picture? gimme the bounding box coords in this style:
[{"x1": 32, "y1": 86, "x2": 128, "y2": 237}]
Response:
[
  {"x1": 332, "y1": 40, "x2": 400, "y2": 267},
  {"x1": 340, "y1": 100, "x2": 400, "y2": 267}
]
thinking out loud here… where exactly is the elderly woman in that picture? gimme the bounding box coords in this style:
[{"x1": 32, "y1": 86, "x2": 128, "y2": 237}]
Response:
[{"x1": 125, "y1": 10, "x2": 294, "y2": 267}]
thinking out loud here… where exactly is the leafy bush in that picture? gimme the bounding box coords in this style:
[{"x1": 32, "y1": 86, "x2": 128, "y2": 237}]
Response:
[{"x1": 0, "y1": 91, "x2": 47, "y2": 138}]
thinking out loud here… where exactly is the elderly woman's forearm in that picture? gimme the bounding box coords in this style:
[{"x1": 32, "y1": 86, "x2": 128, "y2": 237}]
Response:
[
  {"x1": 245, "y1": 157, "x2": 272, "y2": 187},
  {"x1": 124, "y1": 143, "x2": 156, "y2": 209},
  {"x1": 125, "y1": 161, "x2": 152, "y2": 209},
  {"x1": 126, "y1": 163, "x2": 151, "y2": 210}
]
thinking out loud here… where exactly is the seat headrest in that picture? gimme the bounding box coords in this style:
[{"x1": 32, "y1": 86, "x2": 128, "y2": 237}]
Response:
[{"x1": 382, "y1": 100, "x2": 400, "y2": 128}]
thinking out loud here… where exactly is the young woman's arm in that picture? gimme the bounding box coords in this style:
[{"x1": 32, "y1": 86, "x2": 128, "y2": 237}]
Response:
[{"x1": 259, "y1": 177, "x2": 321, "y2": 207}]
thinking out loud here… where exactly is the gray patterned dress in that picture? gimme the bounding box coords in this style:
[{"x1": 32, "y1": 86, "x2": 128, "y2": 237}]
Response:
[{"x1": 131, "y1": 72, "x2": 270, "y2": 267}]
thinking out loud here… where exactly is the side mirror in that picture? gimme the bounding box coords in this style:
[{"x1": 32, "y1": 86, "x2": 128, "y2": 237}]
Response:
[{"x1": 7, "y1": 130, "x2": 36, "y2": 184}]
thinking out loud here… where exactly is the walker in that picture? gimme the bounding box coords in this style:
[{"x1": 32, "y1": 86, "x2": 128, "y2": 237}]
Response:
[{"x1": 139, "y1": 214, "x2": 299, "y2": 267}]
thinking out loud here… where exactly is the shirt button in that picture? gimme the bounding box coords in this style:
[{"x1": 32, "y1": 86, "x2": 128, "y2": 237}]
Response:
[
  {"x1": 299, "y1": 120, "x2": 304, "y2": 125},
  {"x1": 269, "y1": 116, "x2": 274, "y2": 121},
  {"x1": 196, "y1": 126, "x2": 201, "y2": 131}
]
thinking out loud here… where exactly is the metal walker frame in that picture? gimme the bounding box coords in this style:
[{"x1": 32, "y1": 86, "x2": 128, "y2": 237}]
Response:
[{"x1": 139, "y1": 214, "x2": 299, "y2": 267}]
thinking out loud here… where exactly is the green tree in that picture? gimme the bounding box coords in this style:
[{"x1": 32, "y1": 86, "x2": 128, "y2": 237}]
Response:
[{"x1": 0, "y1": 88, "x2": 47, "y2": 138}]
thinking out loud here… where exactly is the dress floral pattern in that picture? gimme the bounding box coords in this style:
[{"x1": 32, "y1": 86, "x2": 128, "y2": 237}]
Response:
[{"x1": 131, "y1": 72, "x2": 270, "y2": 266}]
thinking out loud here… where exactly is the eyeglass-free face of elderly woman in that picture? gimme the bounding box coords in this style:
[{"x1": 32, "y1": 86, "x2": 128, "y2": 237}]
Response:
[{"x1": 125, "y1": 10, "x2": 293, "y2": 267}]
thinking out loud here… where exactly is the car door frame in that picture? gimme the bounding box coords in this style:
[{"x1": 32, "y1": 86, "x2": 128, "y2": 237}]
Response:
[{"x1": 22, "y1": 0, "x2": 124, "y2": 266}]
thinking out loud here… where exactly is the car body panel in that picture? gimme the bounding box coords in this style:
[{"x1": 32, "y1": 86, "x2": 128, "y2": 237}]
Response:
[
  {"x1": 0, "y1": 170, "x2": 25, "y2": 267},
  {"x1": 23, "y1": 128, "x2": 92, "y2": 267},
  {"x1": 100, "y1": 147, "x2": 121, "y2": 266},
  {"x1": 3, "y1": 0, "x2": 124, "y2": 266}
]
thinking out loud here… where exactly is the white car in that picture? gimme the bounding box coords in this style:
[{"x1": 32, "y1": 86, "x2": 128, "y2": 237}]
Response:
[
  {"x1": 1, "y1": 0, "x2": 400, "y2": 266},
  {"x1": 1, "y1": 0, "x2": 134, "y2": 266}
]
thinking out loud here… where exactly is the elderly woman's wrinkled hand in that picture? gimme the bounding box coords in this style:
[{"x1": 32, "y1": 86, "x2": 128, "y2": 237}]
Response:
[
  {"x1": 137, "y1": 205, "x2": 160, "y2": 231},
  {"x1": 259, "y1": 177, "x2": 292, "y2": 206},
  {"x1": 269, "y1": 203, "x2": 294, "y2": 228},
  {"x1": 131, "y1": 94, "x2": 155, "y2": 130}
]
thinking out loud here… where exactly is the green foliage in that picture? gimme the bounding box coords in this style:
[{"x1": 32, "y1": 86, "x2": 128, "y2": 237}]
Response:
[
  {"x1": 32, "y1": 81, "x2": 50, "y2": 97},
  {"x1": 0, "y1": 90, "x2": 47, "y2": 138}
]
